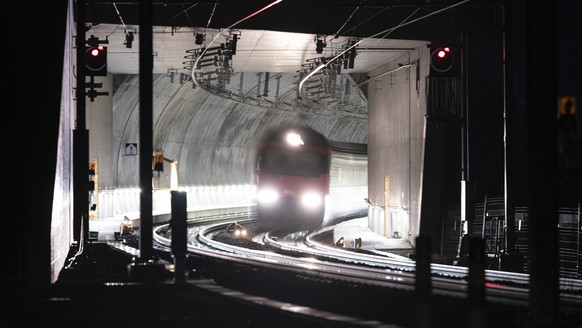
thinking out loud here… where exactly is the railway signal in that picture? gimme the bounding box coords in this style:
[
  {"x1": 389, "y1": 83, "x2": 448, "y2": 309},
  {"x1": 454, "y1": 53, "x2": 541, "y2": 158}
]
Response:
[
  {"x1": 85, "y1": 45, "x2": 107, "y2": 76},
  {"x1": 85, "y1": 35, "x2": 108, "y2": 77},
  {"x1": 426, "y1": 43, "x2": 463, "y2": 121},
  {"x1": 84, "y1": 35, "x2": 109, "y2": 101},
  {"x1": 430, "y1": 45, "x2": 457, "y2": 77}
]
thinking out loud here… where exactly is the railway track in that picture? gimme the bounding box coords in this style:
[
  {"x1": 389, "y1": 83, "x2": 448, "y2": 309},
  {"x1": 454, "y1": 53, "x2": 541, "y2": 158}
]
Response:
[{"x1": 147, "y1": 216, "x2": 582, "y2": 325}]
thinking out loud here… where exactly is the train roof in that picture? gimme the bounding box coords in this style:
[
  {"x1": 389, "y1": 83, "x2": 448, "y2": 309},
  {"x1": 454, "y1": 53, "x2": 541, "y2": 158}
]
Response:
[{"x1": 260, "y1": 126, "x2": 330, "y2": 148}]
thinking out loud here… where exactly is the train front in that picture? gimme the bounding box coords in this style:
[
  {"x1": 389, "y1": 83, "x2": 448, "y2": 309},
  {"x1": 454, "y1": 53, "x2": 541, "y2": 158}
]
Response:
[{"x1": 255, "y1": 128, "x2": 331, "y2": 231}]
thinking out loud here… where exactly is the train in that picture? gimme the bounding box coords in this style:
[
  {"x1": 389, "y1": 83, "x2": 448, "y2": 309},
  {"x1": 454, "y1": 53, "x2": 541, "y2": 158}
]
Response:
[{"x1": 254, "y1": 126, "x2": 332, "y2": 231}]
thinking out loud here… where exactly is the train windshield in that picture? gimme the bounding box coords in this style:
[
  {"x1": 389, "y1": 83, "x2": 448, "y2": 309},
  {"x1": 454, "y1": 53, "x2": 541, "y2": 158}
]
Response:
[{"x1": 261, "y1": 149, "x2": 324, "y2": 177}]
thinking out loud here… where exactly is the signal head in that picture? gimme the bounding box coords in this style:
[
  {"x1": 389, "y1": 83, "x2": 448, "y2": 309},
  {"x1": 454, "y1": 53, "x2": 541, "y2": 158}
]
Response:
[
  {"x1": 430, "y1": 45, "x2": 455, "y2": 76},
  {"x1": 85, "y1": 45, "x2": 107, "y2": 76}
]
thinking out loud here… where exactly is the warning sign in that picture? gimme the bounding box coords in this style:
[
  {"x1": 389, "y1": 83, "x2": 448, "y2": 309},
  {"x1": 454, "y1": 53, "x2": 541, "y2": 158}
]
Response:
[{"x1": 125, "y1": 143, "x2": 138, "y2": 155}]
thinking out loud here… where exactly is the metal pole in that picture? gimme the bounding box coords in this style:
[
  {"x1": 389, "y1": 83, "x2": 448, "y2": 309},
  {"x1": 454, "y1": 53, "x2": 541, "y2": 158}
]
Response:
[
  {"x1": 460, "y1": 33, "x2": 476, "y2": 260},
  {"x1": 139, "y1": 0, "x2": 154, "y2": 261},
  {"x1": 171, "y1": 191, "x2": 188, "y2": 284},
  {"x1": 415, "y1": 235, "x2": 433, "y2": 328},
  {"x1": 526, "y1": 0, "x2": 559, "y2": 324},
  {"x1": 502, "y1": 0, "x2": 517, "y2": 257},
  {"x1": 577, "y1": 202, "x2": 581, "y2": 277},
  {"x1": 461, "y1": 33, "x2": 470, "y2": 185},
  {"x1": 73, "y1": 0, "x2": 89, "y2": 246},
  {"x1": 467, "y1": 236, "x2": 486, "y2": 328}
]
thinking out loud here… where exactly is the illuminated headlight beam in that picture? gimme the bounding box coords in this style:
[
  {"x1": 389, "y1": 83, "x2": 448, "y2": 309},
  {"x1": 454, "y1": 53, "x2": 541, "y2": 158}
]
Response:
[
  {"x1": 301, "y1": 191, "x2": 322, "y2": 208},
  {"x1": 286, "y1": 132, "x2": 304, "y2": 146},
  {"x1": 257, "y1": 188, "x2": 279, "y2": 204},
  {"x1": 234, "y1": 229, "x2": 247, "y2": 237}
]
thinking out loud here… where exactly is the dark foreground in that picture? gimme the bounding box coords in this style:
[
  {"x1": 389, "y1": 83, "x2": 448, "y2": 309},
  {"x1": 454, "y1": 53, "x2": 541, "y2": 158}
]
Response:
[
  {"x1": 3, "y1": 240, "x2": 581, "y2": 328},
  {"x1": 2, "y1": 243, "x2": 357, "y2": 328}
]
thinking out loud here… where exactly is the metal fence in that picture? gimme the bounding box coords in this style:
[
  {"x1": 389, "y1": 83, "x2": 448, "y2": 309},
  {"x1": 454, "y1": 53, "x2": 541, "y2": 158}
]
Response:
[{"x1": 442, "y1": 197, "x2": 581, "y2": 278}]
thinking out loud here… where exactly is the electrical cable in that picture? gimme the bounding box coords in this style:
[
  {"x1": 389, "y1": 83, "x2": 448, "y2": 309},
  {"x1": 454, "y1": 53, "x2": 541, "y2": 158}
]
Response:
[
  {"x1": 112, "y1": 3, "x2": 129, "y2": 35},
  {"x1": 354, "y1": 7, "x2": 422, "y2": 86},
  {"x1": 173, "y1": 3, "x2": 199, "y2": 25},
  {"x1": 340, "y1": 3, "x2": 389, "y2": 37},
  {"x1": 191, "y1": 0, "x2": 283, "y2": 87},
  {"x1": 372, "y1": 8, "x2": 420, "y2": 46},
  {"x1": 298, "y1": 0, "x2": 470, "y2": 100},
  {"x1": 356, "y1": 62, "x2": 415, "y2": 87},
  {"x1": 206, "y1": 2, "x2": 218, "y2": 28},
  {"x1": 333, "y1": 0, "x2": 367, "y2": 38}
]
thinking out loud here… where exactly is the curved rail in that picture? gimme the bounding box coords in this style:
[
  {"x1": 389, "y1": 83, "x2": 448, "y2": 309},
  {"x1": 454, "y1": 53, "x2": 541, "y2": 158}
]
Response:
[{"x1": 150, "y1": 217, "x2": 582, "y2": 313}]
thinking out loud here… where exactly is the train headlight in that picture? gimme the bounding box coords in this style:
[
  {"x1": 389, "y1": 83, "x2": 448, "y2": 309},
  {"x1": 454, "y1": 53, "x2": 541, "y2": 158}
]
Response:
[
  {"x1": 286, "y1": 132, "x2": 304, "y2": 146},
  {"x1": 226, "y1": 222, "x2": 247, "y2": 237},
  {"x1": 234, "y1": 228, "x2": 247, "y2": 237},
  {"x1": 257, "y1": 188, "x2": 279, "y2": 204},
  {"x1": 301, "y1": 191, "x2": 322, "y2": 208}
]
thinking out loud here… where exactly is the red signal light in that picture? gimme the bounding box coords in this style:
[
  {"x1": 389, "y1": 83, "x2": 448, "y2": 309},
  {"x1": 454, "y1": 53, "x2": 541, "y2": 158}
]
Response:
[
  {"x1": 430, "y1": 45, "x2": 455, "y2": 76},
  {"x1": 85, "y1": 46, "x2": 107, "y2": 76},
  {"x1": 437, "y1": 47, "x2": 451, "y2": 58},
  {"x1": 90, "y1": 46, "x2": 105, "y2": 57}
]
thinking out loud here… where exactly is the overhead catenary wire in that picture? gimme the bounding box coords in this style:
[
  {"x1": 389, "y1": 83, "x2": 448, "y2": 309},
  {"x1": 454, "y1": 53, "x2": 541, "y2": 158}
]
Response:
[
  {"x1": 224, "y1": 0, "x2": 282, "y2": 30},
  {"x1": 172, "y1": 3, "x2": 199, "y2": 27},
  {"x1": 112, "y1": 3, "x2": 129, "y2": 35},
  {"x1": 190, "y1": 0, "x2": 283, "y2": 87},
  {"x1": 333, "y1": 0, "x2": 367, "y2": 39},
  {"x1": 298, "y1": 0, "x2": 471, "y2": 100},
  {"x1": 372, "y1": 8, "x2": 420, "y2": 46},
  {"x1": 356, "y1": 62, "x2": 415, "y2": 87},
  {"x1": 206, "y1": 1, "x2": 218, "y2": 28},
  {"x1": 340, "y1": 3, "x2": 390, "y2": 37},
  {"x1": 353, "y1": 6, "x2": 421, "y2": 87}
]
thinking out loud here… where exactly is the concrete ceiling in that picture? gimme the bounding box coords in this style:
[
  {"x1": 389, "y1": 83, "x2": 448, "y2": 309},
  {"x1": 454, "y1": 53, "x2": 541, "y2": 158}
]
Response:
[
  {"x1": 81, "y1": 0, "x2": 486, "y2": 77},
  {"x1": 88, "y1": 23, "x2": 429, "y2": 75}
]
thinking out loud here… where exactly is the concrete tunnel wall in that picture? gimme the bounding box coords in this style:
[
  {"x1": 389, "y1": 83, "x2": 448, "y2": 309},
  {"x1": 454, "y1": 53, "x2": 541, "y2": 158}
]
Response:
[
  {"x1": 366, "y1": 44, "x2": 430, "y2": 247},
  {"x1": 52, "y1": 47, "x2": 428, "y2": 284},
  {"x1": 46, "y1": 8, "x2": 424, "y2": 285},
  {"x1": 90, "y1": 45, "x2": 430, "y2": 246},
  {"x1": 110, "y1": 73, "x2": 369, "y2": 189}
]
